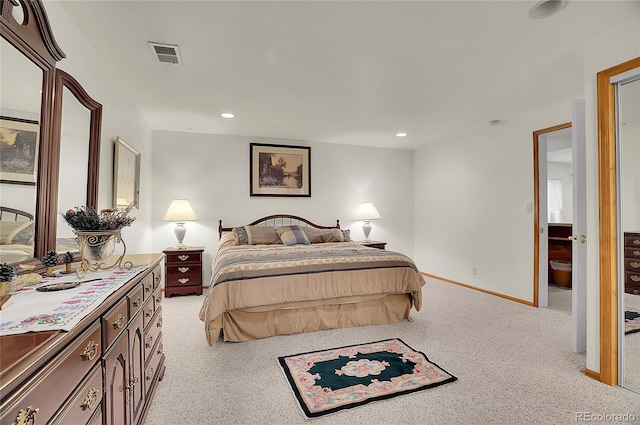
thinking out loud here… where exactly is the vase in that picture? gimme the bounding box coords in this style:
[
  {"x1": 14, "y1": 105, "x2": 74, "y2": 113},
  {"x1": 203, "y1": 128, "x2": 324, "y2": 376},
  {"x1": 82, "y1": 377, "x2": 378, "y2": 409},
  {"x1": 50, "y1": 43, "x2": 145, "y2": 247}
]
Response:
[{"x1": 74, "y1": 230, "x2": 120, "y2": 262}]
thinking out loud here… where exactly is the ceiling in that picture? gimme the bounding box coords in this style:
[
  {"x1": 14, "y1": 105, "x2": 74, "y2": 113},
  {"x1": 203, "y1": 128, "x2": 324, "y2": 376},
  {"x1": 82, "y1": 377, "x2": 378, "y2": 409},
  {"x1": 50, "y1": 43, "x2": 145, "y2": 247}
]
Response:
[{"x1": 56, "y1": 0, "x2": 639, "y2": 150}]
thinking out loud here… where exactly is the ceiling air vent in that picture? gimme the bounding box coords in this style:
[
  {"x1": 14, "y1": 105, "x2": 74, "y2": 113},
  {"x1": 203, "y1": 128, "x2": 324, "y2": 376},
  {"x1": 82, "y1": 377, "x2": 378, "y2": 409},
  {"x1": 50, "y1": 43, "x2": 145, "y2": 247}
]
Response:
[{"x1": 148, "y1": 42, "x2": 183, "y2": 65}]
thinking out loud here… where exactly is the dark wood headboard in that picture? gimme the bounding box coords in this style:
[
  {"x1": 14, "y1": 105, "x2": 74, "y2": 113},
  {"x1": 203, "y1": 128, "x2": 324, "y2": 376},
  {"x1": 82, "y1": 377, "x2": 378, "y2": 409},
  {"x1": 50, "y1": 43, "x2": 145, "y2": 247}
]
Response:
[
  {"x1": 0, "y1": 207, "x2": 34, "y2": 221},
  {"x1": 218, "y1": 214, "x2": 340, "y2": 239}
]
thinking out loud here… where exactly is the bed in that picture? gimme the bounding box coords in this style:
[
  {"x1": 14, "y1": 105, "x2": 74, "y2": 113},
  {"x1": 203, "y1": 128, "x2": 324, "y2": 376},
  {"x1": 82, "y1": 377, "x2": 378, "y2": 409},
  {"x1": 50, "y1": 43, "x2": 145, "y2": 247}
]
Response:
[
  {"x1": 199, "y1": 214, "x2": 426, "y2": 346},
  {"x1": 0, "y1": 207, "x2": 35, "y2": 264}
]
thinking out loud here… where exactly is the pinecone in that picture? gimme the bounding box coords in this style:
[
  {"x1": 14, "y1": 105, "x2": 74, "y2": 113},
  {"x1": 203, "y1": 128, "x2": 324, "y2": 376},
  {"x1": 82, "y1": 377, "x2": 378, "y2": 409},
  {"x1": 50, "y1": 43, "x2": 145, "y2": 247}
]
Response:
[
  {"x1": 41, "y1": 250, "x2": 59, "y2": 267},
  {"x1": 63, "y1": 251, "x2": 74, "y2": 264},
  {"x1": 0, "y1": 263, "x2": 17, "y2": 282}
]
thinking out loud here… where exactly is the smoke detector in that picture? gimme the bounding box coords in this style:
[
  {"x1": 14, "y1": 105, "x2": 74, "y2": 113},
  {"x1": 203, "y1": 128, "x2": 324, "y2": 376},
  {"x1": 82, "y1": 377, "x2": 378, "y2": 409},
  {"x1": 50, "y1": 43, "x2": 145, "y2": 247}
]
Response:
[{"x1": 148, "y1": 42, "x2": 183, "y2": 65}]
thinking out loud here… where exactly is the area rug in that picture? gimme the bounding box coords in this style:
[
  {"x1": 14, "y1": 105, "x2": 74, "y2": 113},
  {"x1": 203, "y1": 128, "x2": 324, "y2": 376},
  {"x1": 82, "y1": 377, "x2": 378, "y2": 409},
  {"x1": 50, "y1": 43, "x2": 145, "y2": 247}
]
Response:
[
  {"x1": 625, "y1": 308, "x2": 640, "y2": 335},
  {"x1": 278, "y1": 338, "x2": 457, "y2": 418}
]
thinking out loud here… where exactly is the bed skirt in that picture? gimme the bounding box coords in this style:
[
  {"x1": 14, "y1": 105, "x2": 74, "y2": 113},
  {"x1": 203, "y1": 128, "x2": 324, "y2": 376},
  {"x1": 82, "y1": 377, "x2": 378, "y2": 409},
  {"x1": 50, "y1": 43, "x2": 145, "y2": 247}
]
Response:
[{"x1": 204, "y1": 293, "x2": 413, "y2": 346}]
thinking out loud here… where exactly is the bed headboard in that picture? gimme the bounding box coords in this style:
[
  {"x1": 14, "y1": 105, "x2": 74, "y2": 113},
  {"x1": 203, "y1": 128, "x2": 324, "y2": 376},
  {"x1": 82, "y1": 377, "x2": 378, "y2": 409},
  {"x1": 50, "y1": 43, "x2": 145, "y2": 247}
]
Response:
[
  {"x1": 218, "y1": 214, "x2": 340, "y2": 239},
  {"x1": 0, "y1": 207, "x2": 34, "y2": 221}
]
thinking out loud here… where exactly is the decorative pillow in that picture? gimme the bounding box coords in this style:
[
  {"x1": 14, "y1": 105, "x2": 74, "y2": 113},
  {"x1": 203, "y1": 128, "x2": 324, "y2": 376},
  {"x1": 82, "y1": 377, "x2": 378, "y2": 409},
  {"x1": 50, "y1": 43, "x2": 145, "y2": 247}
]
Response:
[
  {"x1": 0, "y1": 221, "x2": 34, "y2": 245},
  {"x1": 244, "y1": 226, "x2": 280, "y2": 245},
  {"x1": 341, "y1": 229, "x2": 352, "y2": 242},
  {"x1": 232, "y1": 227, "x2": 249, "y2": 245},
  {"x1": 276, "y1": 225, "x2": 310, "y2": 246},
  {"x1": 302, "y1": 227, "x2": 349, "y2": 243}
]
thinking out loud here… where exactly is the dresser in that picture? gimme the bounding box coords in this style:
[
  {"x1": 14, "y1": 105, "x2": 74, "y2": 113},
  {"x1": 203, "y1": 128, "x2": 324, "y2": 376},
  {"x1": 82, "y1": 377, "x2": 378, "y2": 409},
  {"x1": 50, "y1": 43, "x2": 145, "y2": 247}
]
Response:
[
  {"x1": 624, "y1": 232, "x2": 640, "y2": 294},
  {"x1": 163, "y1": 247, "x2": 204, "y2": 297},
  {"x1": 0, "y1": 254, "x2": 165, "y2": 425}
]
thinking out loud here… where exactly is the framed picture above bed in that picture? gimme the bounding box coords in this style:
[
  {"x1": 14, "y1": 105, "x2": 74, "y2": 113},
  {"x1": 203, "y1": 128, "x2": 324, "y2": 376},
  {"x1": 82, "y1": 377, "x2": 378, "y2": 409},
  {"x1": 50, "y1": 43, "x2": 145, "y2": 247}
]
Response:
[
  {"x1": 0, "y1": 116, "x2": 39, "y2": 185},
  {"x1": 250, "y1": 143, "x2": 311, "y2": 197},
  {"x1": 113, "y1": 137, "x2": 141, "y2": 208}
]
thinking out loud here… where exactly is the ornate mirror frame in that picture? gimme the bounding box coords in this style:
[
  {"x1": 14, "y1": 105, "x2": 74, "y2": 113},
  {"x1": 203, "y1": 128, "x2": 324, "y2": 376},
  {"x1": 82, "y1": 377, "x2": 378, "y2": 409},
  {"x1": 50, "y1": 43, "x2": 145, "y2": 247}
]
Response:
[{"x1": 1, "y1": 0, "x2": 101, "y2": 269}]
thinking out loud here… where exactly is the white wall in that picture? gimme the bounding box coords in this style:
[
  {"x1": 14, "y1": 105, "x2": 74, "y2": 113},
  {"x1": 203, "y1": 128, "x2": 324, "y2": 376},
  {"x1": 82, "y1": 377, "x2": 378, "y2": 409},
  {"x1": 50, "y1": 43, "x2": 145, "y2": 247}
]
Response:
[
  {"x1": 622, "y1": 122, "x2": 640, "y2": 232},
  {"x1": 44, "y1": 3, "x2": 154, "y2": 254},
  {"x1": 414, "y1": 102, "x2": 572, "y2": 302},
  {"x1": 547, "y1": 161, "x2": 573, "y2": 223},
  {"x1": 150, "y1": 131, "x2": 414, "y2": 284}
]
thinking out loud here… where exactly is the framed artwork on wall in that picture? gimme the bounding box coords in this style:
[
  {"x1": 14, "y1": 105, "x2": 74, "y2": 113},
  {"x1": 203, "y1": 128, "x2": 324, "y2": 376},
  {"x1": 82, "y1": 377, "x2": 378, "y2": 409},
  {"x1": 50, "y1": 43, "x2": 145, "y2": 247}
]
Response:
[
  {"x1": 113, "y1": 137, "x2": 141, "y2": 208},
  {"x1": 0, "y1": 116, "x2": 39, "y2": 185},
  {"x1": 250, "y1": 142, "x2": 311, "y2": 197}
]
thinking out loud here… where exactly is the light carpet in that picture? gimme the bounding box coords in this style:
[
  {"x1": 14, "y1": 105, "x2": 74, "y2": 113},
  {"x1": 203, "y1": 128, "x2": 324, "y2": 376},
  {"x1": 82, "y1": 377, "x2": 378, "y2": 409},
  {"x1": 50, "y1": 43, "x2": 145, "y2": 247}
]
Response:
[{"x1": 144, "y1": 277, "x2": 640, "y2": 425}]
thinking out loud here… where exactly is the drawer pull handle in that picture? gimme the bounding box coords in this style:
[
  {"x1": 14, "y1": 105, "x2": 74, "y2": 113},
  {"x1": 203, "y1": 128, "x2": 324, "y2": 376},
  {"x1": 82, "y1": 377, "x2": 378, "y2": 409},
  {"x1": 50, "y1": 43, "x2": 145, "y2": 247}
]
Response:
[
  {"x1": 630, "y1": 262, "x2": 640, "y2": 269},
  {"x1": 178, "y1": 278, "x2": 190, "y2": 284},
  {"x1": 157, "y1": 317, "x2": 163, "y2": 327},
  {"x1": 155, "y1": 275, "x2": 161, "y2": 283},
  {"x1": 633, "y1": 239, "x2": 640, "y2": 246},
  {"x1": 632, "y1": 275, "x2": 640, "y2": 282},
  {"x1": 145, "y1": 309, "x2": 153, "y2": 318},
  {"x1": 145, "y1": 284, "x2": 152, "y2": 292},
  {"x1": 12, "y1": 406, "x2": 39, "y2": 425},
  {"x1": 146, "y1": 335, "x2": 154, "y2": 348},
  {"x1": 81, "y1": 341, "x2": 99, "y2": 361},
  {"x1": 178, "y1": 254, "x2": 190, "y2": 261},
  {"x1": 634, "y1": 251, "x2": 640, "y2": 256},
  {"x1": 133, "y1": 297, "x2": 141, "y2": 308},
  {"x1": 155, "y1": 295, "x2": 161, "y2": 303},
  {"x1": 146, "y1": 367, "x2": 155, "y2": 381},
  {"x1": 113, "y1": 314, "x2": 125, "y2": 330},
  {"x1": 81, "y1": 388, "x2": 100, "y2": 411},
  {"x1": 158, "y1": 343, "x2": 164, "y2": 354},
  {"x1": 178, "y1": 267, "x2": 190, "y2": 273}
]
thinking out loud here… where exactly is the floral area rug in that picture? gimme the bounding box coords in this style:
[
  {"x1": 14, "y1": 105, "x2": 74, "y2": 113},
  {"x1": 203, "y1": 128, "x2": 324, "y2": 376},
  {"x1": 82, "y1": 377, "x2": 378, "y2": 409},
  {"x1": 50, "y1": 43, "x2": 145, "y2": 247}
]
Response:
[
  {"x1": 278, "y1": 338, "x2": 457, "y2": 418},
  {"x1": 625, "y1": 308, "x2": 640, "y2": 335}
]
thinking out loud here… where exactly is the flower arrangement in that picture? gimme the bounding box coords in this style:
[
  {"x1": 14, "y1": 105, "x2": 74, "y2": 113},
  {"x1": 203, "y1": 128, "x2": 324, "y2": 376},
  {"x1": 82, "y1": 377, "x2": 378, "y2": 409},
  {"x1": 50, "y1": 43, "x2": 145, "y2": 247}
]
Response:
[{"x1": 62, "y1": 205, "x2": 135, "y2": 232}]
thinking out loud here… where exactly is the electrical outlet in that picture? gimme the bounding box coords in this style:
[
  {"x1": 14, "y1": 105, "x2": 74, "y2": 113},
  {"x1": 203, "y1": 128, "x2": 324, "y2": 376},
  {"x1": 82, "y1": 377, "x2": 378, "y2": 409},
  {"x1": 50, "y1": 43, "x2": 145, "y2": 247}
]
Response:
[{"x1": 472, "y1": 267, "x2": 477, "y2": 276}]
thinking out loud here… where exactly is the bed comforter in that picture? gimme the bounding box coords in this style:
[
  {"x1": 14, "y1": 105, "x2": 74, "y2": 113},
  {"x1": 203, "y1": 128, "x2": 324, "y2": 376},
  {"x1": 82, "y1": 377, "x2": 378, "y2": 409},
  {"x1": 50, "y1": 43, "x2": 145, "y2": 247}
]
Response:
[{"x1": 199, "y1": 236, "x2": 425, "y2": 345}]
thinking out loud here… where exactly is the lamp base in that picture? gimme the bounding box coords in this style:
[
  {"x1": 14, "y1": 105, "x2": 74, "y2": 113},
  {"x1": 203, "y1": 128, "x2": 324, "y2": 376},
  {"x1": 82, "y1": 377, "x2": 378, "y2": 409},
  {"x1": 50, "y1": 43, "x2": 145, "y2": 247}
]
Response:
[
  {"x1": 362, "y1": 221, "x2": 372, "y2": 242},
  {"x1": 174, "y1": 222, "x2": 187, "y2": 249}
]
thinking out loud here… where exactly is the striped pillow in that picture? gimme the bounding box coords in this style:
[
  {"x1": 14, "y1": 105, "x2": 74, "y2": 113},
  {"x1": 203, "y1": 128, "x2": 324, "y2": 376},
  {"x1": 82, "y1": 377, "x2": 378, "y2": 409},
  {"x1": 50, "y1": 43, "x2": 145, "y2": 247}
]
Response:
[{"x1": 276, "y1": 225, "x2": 310, "y2": 246}]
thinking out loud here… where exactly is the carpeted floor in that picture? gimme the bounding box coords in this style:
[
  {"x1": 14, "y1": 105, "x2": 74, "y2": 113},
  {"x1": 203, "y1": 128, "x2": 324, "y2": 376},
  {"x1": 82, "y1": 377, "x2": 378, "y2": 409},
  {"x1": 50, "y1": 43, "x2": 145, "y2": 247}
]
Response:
[{"x1": 144, "y1": 277, "x2": 640, "y2": 425}]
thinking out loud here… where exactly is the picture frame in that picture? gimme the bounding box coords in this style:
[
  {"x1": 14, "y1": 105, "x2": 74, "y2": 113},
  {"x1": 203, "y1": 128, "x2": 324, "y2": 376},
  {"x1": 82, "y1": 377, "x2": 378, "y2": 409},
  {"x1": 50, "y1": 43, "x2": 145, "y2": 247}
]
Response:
[
  {"x1": 0, "y1": 116, "x2": 39, "y2": 185},
  {"x1": 250, "y1": 143, "x2": 311, "y2": 197},
  {"x1": 113, "y1": 137, "x2": 141, "y2": 208}
]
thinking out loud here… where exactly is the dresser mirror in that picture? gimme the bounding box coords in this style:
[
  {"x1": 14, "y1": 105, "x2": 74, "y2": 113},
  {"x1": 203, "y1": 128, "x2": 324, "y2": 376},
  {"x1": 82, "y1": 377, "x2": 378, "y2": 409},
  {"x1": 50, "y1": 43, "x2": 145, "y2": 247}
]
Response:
[{"x1": 0, "y1": 0, "x2": 101, "y2": 270}]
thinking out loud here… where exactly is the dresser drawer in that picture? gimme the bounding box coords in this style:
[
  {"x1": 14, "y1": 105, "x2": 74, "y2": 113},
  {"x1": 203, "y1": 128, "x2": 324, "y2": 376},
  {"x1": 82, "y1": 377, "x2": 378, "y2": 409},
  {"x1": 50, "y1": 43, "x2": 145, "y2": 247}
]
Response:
[
  {"x1": 144, "y1": 307, "x2": 163, "y2": 361},
  {"x1": 142, "y1": 293, "x2": 156, "y2": 329},
  {"x1": 128, "y1": 284, "x2": 144, "y2": 318},
  {"x1": 627, "y1": 271, "x2": 640, "y2": 285},
  {"x1": 49, "y1": 364, "x2": 102, "y2": 425},
  {"x1": 153, "y1": 264, "x2": 162, "y2": 289},
  {"x1": 154, "y1": 285, "x2": 163, "y2": 308},
  {"x1": 0, "y1": 321, "x2": 101, "y2": 425},
  {"x1": 626, "y1": 247, "x2": 640, "y2": 260},
  {"x1": 166, "y1": 251, "x2": 201, "y2": 264},
  {"x1": 626, "y1": 258, "x2": 640, "y2": 272},
  {"x1": 142, "y1": 272, "x2": 155, "y2": 300},
  {"x1": 102, "y1": 297, "x2": 128, "y2": 352},
  {"x1": 145, "y1": 333, "x2": 164, "y2": 394},
  {"x1": 626, "y1": 234, "x2": 640, "y2": 248}
]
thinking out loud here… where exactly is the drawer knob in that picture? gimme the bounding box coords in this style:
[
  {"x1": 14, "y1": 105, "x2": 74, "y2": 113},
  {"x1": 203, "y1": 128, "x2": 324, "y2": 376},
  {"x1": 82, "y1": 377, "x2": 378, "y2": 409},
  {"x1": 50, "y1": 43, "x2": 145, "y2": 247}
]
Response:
[
  {"x1": 146, "y1": 366, "x2": 155, "y2": 381},
  {"x1": 145, "y1": 309, "x2": 153, "y2": 318},
  {"x1": 632, "y1": 275, "x2": 640, "y2": 282},
  {"x1": 158, "y1": 343, "x2": 164, "y2": 355},
  {"x1": 146, "y1": 335, "x2": 154, "y2": 348},
  {"x1": 12, "y1": 406, "x2": 39, "y2": 425},
  {"x1": 178, "y1": 267, "x2": 190, "y2": 273},
  {"x1": 133, "y1": 297, "x2": 141, "y2": 308},
  {"x1": 157, "y1": 317, "x2": 163, "y2": 327},
  {"x1": 178, "y1": 254, "x2": 190, "y2": 261},
  {"x1": 633, "y1": 239, "x2": 640, "y2": 246},
  {"x1": 634, "y1": 251, "x2": 640, "y2": 256},
  {"x1": 81, "y1": 341, "x2": 99, "y2": 361},
  {"x1": 631, "y1": 262, "x2": 640, "y2": 269},
  {"x1": 145, "y1": 284, "x2": 152, "y2": 292},
  {"x1": 81, "y1": 388, "x2": 100, "y2": 411},
  {"x1": 178, "y1": 278, "x2": 190, "y2": 284},
  {"x1": 113, "y1": 314, "x2": 125, "y2": 330}
]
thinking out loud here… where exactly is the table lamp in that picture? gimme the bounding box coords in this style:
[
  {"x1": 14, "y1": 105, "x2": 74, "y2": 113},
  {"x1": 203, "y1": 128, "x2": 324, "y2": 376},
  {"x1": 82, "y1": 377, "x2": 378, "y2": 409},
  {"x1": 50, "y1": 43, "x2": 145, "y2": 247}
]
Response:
[
  {"x1": 356, "y1": 202, "x2": 381, "y2": 242},
  {"x1": 163, "y1": 199, "x2": 197, "y2": 249}
]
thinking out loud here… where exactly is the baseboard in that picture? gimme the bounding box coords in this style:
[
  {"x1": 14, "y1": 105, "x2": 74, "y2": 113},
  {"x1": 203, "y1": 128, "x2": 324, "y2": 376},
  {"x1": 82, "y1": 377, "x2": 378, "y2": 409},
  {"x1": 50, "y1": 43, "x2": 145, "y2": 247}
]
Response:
[
  {"x1": 583, "y1": 367, "x2": 601, "y2": 382},
  {"x1": 421, "y1": 272, "x2": 534, "y2": 307}
]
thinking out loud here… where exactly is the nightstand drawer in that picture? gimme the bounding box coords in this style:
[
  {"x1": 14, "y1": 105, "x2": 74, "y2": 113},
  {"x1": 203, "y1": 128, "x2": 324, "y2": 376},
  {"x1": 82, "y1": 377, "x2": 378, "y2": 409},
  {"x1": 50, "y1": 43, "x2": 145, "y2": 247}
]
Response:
[
  {"x1": 166, "y1": 251, "x2": 202, "y2": 263},
  {"x1": 167, "y1": 263, "x2": 201, "y2": 277},
  {"x1": 166, "y1": 274, "x2": 200, "y2": 286}
]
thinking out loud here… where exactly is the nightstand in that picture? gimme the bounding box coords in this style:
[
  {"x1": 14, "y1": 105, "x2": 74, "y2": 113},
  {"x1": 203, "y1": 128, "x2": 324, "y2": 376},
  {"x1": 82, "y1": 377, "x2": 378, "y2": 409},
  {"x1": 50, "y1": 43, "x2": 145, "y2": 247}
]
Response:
[
  {"x1": 359, "y1": 241, "x2": 387, "y2": 250},
  {"x1": 163, "y1": 246, "x2": 204, "y2": 297}
]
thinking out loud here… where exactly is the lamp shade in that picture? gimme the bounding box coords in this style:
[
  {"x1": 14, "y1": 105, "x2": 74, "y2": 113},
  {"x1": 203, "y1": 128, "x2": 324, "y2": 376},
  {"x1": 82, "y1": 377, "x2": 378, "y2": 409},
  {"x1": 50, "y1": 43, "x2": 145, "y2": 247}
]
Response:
[
  {"x1": 356, "y1": 202, "x2": 381, "y2": 221},
  {"x1": 163, "y1": 199, "x2": 198, "y2": 222}
]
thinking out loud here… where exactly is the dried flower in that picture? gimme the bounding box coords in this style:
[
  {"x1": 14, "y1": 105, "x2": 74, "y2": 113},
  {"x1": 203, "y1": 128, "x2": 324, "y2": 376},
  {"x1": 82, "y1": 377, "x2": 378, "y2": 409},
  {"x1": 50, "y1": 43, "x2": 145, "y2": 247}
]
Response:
[{"x1": 61, "y1": 205, "x2": 135, "y2": 232}]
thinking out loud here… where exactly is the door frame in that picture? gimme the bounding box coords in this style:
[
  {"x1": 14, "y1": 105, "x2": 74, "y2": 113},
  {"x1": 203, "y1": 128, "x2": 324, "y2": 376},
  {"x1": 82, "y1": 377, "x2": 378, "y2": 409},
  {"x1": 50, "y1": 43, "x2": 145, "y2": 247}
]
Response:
[
  {"x1": 597, "y1": 56, "x2": 640, "y2": 386},
  {"x1": 533, "y1": 122, "x2": 572, "y2": 308}
]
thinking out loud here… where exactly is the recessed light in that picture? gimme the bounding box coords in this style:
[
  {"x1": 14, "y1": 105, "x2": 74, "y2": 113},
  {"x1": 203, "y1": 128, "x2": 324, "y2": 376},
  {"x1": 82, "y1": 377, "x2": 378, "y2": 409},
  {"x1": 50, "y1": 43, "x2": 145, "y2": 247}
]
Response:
[
  {"x1": 529, "y1": 0, "x2": 568, "y2": 19},
  {"x1": 221, "y1": 112, "x2": 235, "y2": 119},
  {"x1": 396, "y1": 132, "x2": 408, "y2": 137}
]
